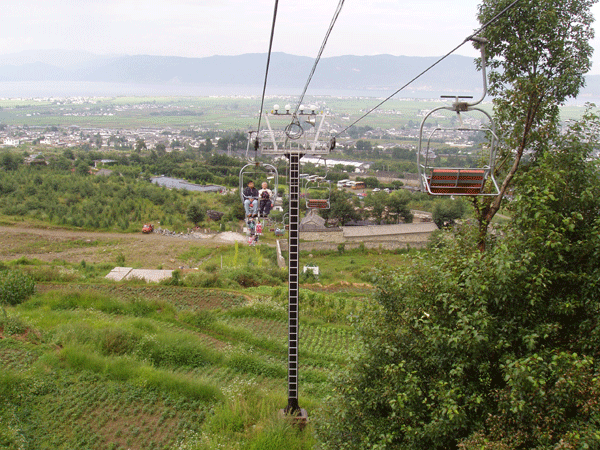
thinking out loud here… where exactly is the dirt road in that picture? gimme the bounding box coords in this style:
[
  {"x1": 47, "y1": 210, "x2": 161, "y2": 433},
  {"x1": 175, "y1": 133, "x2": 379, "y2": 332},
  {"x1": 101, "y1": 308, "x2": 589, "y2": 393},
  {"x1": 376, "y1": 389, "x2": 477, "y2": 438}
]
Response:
[{"x1": 0, "y1": 225, "x2": 247, "y2": 269}]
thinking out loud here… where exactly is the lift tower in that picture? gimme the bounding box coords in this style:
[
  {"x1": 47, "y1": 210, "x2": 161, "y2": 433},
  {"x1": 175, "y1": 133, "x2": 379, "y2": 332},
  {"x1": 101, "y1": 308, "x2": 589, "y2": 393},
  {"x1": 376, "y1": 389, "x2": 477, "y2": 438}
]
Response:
[{"x1": 258, "y1": 104, "x2": 334, "y2": 419}]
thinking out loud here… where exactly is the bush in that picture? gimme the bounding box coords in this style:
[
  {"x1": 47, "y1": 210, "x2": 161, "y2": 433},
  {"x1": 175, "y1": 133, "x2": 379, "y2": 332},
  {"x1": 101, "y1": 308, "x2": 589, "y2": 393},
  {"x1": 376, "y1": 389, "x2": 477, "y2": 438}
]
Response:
[
  {"x1": 0, "y1": 271, "x2": 36, "y2": 306},
  {"x1": 227, "y1": 352, "x2": 286, "y2": 378},
  {"x1": 0, "y1": 314, "x2": 28, "y2": 335},
  {"x1": 184, "y1": 271, "x2": 223, "y2": 288},
  {"x1": 317, "y1": 120, "x2": 600, "y2": 449},
  {"x1": 223, "y1": 266, "x2": 284, "y2": 288}
]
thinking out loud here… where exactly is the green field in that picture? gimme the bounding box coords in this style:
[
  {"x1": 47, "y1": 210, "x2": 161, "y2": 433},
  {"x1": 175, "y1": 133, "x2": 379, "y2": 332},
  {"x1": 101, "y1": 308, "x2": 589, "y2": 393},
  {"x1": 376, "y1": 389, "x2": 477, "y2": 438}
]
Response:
[
  {"x1": 1, "y1": 280, "x2": 370, "y2": 449},
  {"x1": 0, "y1": 222, "x2": 392, "y2": 449},
  {"x1": 0, "y1": 96, "x2": 593, "y2": 131}
]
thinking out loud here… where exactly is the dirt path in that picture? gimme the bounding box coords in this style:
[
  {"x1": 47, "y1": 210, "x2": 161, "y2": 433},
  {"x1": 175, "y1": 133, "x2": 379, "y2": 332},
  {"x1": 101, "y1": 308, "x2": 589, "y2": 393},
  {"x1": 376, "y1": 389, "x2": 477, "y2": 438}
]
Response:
[{"x1": 0, "y1": 225, "x2": 247, "y2": 269}]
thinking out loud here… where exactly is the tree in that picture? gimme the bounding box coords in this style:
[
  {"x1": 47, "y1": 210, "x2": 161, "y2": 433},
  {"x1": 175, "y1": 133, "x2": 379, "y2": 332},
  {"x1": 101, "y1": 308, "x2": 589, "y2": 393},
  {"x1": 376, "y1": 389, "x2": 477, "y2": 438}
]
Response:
[
  {"x1": 473, "y1": 0, "x2": 596, "y2": 248},
  {"x1": 364, "y1": 192, "x2": 387, "y2": 223},
  {"x1": 386, "y1": 190, "x2": 413, "y2": 224},
  {"x1": 358, "y1": 176, "x2": 379, "y2": 189},
  {"x1": 49, "y1": 156, "x2": 72, "y2": 171},
  {"x1": 0, "y1": 152, "x2": 21, "y2": 171},
  {"x1": 432, "y1": 198, "x2": 467, "y2": 228},
  {"x1": 320, "y1": 189, "x2": 360, "y2": 226},
  {"x1": 317, "y1": 112, "x2": 600, "y2": 449},
  {"x1": 217, "y1": 132, "x2": 246, "y2": 151},
  {"x1": 75, "y1": 160, "x2": 90, "y2": 176},
  {"x1": 355, "y1": 140, "x2": 372, "y2": 153},
  {"x1": 155, "y1": 143, "x2": 167, "y2": 156},
  {"x1": 186, "y1": 202, "x2": 205, "y2": 226},
  {"x1": 201, "y1": 138, "x2": 213, "y2": 153},
  {"x1": 135, "y1": 138, "x2": 147, "y2": 153}
]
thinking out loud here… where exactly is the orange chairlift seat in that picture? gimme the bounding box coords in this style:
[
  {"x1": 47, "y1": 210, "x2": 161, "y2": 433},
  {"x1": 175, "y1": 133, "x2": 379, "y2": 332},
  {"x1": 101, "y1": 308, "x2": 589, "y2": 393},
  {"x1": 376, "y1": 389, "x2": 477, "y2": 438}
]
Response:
[
  {"x1": 306, "y1": 198, "x2": 330, "y2": 209},
  {"x1": 427, "y1": 168, "x2": 489, "y2": 195},
  {"x1": 419, "y1": 122, "x2": 499, "y2": 196}
]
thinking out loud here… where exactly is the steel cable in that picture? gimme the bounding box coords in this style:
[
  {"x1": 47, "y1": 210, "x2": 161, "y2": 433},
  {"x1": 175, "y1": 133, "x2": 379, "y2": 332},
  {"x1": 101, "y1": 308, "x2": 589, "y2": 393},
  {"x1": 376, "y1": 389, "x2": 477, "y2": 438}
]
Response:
[{"x1": 334, "y1": 0, "x2": 521, "y2": 138}]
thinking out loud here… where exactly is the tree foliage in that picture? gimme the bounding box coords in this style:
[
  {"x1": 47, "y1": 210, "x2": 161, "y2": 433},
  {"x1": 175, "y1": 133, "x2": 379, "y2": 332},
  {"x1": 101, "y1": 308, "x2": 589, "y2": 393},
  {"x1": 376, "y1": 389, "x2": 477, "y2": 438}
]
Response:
[
  {"x1": 317, "y1": 113, "x2": 600, "y2": 449},
  {"x1": 319, "y1": 189, "x2": 360, "y2": 226},
  {"x1": 432, "y1": 199, "x2": 468, "y2": 229},
  {"x1": 0, "y1": 152, "x2": 22, "y2": 171},
  {"x1": 186, "y1": 202, "x2": 205, "y2": 226},
  {"x1": 473, "y1": 0, "x2": 597, "y2": 245},
  {"x1": 362, "y1": 190, "x2": 413, "y2": 224}
]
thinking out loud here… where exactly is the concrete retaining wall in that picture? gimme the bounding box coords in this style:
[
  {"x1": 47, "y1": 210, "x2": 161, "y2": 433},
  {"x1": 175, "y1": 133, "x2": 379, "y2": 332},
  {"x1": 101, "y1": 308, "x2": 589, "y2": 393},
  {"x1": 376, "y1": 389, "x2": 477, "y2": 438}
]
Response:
[
  {"x1": 300, "y1": 230, "x2": 345, "y2": 243},
  {"x1": 296, "y1": 229, "x2": 432, "y2": 252},
  {"x1": 300, "y1": 240, "x2": 427, "y2": 252}
]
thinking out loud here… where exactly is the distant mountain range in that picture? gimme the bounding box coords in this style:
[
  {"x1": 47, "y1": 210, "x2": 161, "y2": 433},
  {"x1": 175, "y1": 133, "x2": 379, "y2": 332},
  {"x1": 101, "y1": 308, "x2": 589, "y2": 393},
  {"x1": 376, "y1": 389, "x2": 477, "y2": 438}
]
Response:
[{"x1": 0, "y1": 50, "x2": 599, "y2": 99}]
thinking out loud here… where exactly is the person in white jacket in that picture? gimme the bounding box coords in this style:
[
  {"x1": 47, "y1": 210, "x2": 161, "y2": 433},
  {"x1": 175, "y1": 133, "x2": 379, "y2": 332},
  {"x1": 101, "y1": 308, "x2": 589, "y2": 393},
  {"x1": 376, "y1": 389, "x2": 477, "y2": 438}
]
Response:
[{"x1": 258, "y1": 181, "x2": 273, "y2": 217}]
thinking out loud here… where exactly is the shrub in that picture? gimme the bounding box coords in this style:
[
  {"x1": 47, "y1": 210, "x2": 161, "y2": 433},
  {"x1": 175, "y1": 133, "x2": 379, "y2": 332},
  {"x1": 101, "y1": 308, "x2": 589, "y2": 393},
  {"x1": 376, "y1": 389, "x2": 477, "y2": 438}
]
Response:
[
  {"x1": 227, "y1": 353, "x2": 286, "y2": 378},
  {"x1": 184, "y1": 271, "x2": 223, "y2": 288},
  {"x1": 99, "y1": 327, "x2": 140, "y2": 356},
  {"x1": 135, "y1": 333, "x2": 223, "y2": 368},
  {"x1": 0, "y1": 271, "x2": 36, "y2": 306},
  {"x1": 0, "y1": 314, "x2": 28, "y2": 335},
  {"x1": 161, "y1": 269, "x2": 182, "y2": 286}
]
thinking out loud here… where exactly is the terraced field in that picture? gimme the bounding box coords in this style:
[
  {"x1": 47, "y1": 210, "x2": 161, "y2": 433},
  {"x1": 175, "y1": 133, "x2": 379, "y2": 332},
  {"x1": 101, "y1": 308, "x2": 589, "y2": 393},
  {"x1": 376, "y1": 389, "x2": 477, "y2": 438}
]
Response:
[{"x1": 1, "y1": 277, "x2": 368, "y2": 449}]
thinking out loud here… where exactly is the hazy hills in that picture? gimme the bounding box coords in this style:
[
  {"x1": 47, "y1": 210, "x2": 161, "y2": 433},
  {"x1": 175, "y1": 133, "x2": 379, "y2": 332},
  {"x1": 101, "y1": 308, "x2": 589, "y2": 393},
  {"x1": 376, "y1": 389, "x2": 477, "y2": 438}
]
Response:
[{"x1": 0, "y1": 50, "x2": 599, "y2": 99}]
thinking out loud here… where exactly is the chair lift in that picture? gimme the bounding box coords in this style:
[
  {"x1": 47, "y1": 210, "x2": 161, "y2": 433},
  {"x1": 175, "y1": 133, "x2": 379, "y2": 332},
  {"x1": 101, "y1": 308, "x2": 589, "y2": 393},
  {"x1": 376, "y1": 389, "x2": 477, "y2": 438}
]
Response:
[
  {"x1": 239, "y1": 161, "x2": 279, "y2": 217},
  {"x1": 417, "y1": 37, "x2": 500, "y2": 197},
  {"x1": 274, "y1": 213, "x2": 288, "y2": 236},
  {"x1": 303, "y1": 159, "x2": 331, "y2": 209}
]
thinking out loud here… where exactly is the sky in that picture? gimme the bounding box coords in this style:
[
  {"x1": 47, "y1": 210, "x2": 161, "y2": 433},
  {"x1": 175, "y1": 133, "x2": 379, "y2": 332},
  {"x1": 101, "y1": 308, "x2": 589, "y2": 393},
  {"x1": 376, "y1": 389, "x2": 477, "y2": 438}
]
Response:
[{"x1": 3, "y1": 0, "x2": 600, "y2": 74}]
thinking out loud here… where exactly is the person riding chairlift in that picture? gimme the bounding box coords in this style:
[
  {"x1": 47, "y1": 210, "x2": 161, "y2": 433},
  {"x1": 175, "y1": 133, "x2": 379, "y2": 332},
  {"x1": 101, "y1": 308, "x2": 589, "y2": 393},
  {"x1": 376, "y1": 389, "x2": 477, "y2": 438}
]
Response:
[
  {"x1": 258, "y1": 181, "x2": 274, "y2": 218},
  {"x1": 243, "y1": 180, "x2": 259, "y2": 218}
]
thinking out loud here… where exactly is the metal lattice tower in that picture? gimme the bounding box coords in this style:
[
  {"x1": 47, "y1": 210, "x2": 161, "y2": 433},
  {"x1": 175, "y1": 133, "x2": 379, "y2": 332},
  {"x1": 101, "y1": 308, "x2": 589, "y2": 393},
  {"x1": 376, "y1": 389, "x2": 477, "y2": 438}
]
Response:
[
  {"x1": 286, "y1": 152, "x2": 300, "y2": 413},
  {"x1": 257, "y1": 108, "x2": 333, "y2": 418}
]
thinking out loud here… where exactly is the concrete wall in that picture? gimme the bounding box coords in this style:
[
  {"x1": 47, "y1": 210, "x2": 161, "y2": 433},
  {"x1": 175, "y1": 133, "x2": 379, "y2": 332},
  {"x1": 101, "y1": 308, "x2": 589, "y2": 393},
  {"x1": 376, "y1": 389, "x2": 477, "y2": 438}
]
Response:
[
  {"x1": 300, "y1": 230, "x2": 345, "y2": 243},
  {"x1": 300, "y1": 240, "x2": 427, "y2": 252},
  {"x1": 297, "y1": 229, "x2": 432, "y2": 252}
]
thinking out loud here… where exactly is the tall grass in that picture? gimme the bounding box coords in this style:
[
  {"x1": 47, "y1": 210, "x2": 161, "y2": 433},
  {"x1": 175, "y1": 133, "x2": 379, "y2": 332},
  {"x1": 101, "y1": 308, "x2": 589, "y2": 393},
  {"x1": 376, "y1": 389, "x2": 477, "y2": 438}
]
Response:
[
  {"x1": 3, "y1": 266, "x2": 365, "y2": 449},
  {"x1": 26, "y1": 288, "x2": 176, "y2": 319},
  {"x1": 226, "y1": 352, "x2": 286, "y2": 378},
  {"x1": 196, "y1": 384, "x2": 316, "y2": 450},
  {"x1": 60, "y1": 345, "x2": 223, "y2": 402}
]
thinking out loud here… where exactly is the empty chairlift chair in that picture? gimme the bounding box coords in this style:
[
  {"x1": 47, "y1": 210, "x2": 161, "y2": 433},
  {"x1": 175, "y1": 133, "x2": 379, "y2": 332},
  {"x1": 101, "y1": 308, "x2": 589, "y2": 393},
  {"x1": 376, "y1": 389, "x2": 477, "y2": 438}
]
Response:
[
  {"x1": 303, "y1": 161, "x2": 331, "y2": 209},
  {"x1": 417, "y1": 37, "x2": 500, "y2": 197}
]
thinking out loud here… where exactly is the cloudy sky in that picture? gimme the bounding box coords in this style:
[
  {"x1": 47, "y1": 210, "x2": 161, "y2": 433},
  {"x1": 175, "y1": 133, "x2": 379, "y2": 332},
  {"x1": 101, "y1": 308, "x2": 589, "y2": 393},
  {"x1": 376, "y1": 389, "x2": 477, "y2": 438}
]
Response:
[{"x1": 3, "y1": 0, "x2": 600, "y2": 73}]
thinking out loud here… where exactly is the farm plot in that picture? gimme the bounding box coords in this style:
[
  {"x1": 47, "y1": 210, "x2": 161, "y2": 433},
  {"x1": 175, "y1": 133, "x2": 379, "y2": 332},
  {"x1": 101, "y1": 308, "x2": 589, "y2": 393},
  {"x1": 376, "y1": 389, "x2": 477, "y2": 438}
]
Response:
[{"x1": 1, "y1": 282, "x2": 364, "y2": 449}]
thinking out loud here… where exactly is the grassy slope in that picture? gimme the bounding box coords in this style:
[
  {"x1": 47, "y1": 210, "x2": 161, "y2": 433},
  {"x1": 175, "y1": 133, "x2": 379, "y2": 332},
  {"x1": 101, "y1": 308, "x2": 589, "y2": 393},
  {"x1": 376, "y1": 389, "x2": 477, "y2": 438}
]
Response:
[{"x1": 0, "y1": 251, "x2": 375, "y2": 449}]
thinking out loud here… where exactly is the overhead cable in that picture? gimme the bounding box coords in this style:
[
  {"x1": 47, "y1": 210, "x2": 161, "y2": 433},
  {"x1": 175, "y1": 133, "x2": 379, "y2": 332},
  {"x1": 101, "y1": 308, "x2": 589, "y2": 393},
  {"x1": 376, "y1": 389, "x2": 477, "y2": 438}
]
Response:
[
  {"x1": 255, "y1": 0, "x2": 280, "y2": 149},
  {"x1": 334, "y1": 0, "x2": 521, "y2": 138},
  {"x1": 293, "y1": 0, "x2": 345, "y2": 116}
]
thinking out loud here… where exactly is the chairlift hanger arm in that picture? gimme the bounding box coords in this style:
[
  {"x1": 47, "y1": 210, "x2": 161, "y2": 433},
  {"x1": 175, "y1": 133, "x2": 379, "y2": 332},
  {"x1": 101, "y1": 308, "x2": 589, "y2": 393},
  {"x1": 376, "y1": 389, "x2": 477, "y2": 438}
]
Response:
[{"x1": 465, "y1": 36, "x2": 489, "y2": 107}]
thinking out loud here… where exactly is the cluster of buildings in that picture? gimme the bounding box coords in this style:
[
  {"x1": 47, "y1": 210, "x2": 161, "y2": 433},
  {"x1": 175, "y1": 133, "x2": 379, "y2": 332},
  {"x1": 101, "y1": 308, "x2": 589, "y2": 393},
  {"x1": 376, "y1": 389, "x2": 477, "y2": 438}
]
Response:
[{"x1": 0, "y1": 124, "x2": 213, "y2": 151}]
